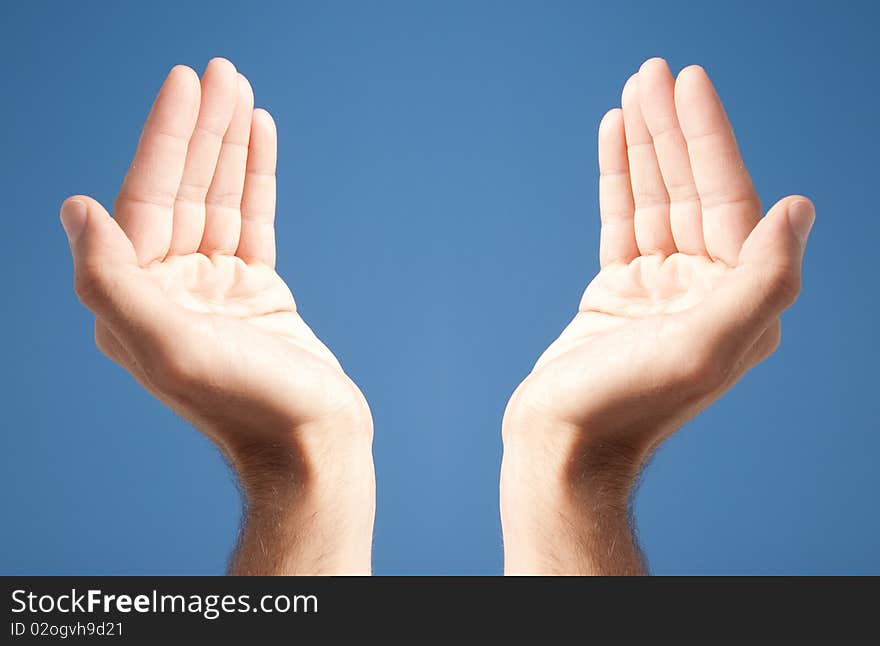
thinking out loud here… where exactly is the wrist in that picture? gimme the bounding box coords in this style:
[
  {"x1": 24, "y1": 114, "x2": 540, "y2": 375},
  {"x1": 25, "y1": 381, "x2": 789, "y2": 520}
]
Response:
[
  {"x1": 500, "y1": 400, "x2": 646, "y2": 575},
  {"x1": 501, "y1": 392, "x2": 648, "y2": 488},
  {"x1": 227, "y1": 414, "x2": 373, "y2": 495},
  {"x1": 225, "y1": 414, "x2": 375, "y2": 575}
]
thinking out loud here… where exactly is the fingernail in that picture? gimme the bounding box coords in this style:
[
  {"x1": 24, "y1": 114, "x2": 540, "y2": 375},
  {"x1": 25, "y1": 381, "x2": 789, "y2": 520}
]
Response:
[
  {"x1": 60, "y1": 199, "x2": 87, "y2": 243},
  {"x1": 787, "y1": 200, "x2": 815, "y2": 246}
]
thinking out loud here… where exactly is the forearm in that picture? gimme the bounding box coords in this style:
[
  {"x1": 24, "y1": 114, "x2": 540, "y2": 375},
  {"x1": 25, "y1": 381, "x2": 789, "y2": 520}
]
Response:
[
  {"x1": 224, "y1": 425, "x2": 375, "y2": 575},
  {"x1": 500, "y1": 415, "x2": 647, "y2": 576}
]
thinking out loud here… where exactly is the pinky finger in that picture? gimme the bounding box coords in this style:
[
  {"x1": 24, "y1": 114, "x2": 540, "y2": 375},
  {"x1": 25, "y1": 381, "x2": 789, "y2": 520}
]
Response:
[{"x1": 237, "y1": 108, "x2": 278, "y2": 266}]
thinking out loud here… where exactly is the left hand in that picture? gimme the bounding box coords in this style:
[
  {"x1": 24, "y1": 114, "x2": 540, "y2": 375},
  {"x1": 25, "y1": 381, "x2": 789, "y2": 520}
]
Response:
[{"x1": 501, "y1": 58, "x2": 814, "y2": 574}]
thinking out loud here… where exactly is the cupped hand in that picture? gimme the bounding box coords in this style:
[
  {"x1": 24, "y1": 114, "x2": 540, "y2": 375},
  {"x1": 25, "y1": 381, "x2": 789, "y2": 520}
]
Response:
[
  {"x1": 61, "y1": 60, "x2": 371, "y2": 462},
  {"x1": 61, "y1": 59, "x2": 375, "y2": 573},
  {"x1": 504, "y1": 59, "x2": 814, "y2": 467},
  {"x1": 500, "y1": 58, "x2": 814, "y2": 574}
]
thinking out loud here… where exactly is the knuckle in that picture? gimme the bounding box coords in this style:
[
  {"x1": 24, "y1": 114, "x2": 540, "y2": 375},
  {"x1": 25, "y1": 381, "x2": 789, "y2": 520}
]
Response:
[
  {"x1": 762, "y1": 265, "x2": 801, "y2": 306},
  {"x1": 175, "y1": 181, "x2": 211, "y2": 204},
  {"x1": 766, "y1": 324, "x2": 783, "y2": 356},
  {"x1": 73, "y1": 263, "x2": 111, "y2": 306},
  {"x1": 205, "y1": 191, "x2": 243, "y2": 210},
  {"x1": 93, "y1": 324, "x2": 114, "y2": 357},
  {"x1": 755, "y1": 322, "x2": 782, "y2": 363}
]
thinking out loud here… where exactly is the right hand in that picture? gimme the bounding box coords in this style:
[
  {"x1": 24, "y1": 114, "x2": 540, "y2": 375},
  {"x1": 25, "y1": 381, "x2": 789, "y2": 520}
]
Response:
[{"x1": 60, "y1": 59, "x2": 374, "y2": 572}]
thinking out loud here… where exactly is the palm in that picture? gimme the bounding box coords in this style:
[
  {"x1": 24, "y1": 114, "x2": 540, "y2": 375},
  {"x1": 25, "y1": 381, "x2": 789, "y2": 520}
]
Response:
[
  {"x1": 585, "y1": 254, "x2": 724, "y2": 318},
  {"x1": 147, "y1": 254, "x2": 292, "y2": 316},
  {"x1": 144, "y1": 251, "x2": 344, "y2": 364},
  {"x1": 141, "y1": 253, "x2": 326, "y2": 356},
  {"x1": 75, "y1": 59, "x2": 365, "y2": 444},
  {"x1": 539, "y1": 252, "x2": 726, "y2": 359},
  {"x1": 511, "y1": 60, "x2": 808, "y2": 439}
]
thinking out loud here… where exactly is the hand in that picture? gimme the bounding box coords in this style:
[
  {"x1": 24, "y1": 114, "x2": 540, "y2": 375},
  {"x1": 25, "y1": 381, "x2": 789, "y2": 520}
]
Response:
[
  {"x1": 60, "y1": 60, "x2": 374, "y2": 574},
  {"x1": 500, "y1": 58, "x2": 814, "y2": 574}
]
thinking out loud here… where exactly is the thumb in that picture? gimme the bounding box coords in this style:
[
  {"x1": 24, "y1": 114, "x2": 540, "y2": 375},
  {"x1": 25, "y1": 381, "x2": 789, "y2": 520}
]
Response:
[
  {"x1": 60, "y1": 195, "x2": 142, "y2": 318},
  {"x1": 738, "y1": 195, "x2": 815, "y2": 279},
  {"x1": 60, "y1": 195, "x2": 139, "y2": 273},
  {"x1": 731, "y1": 195, "x2": 815, "y2": 332},
  {"x1": 676, "y1": 196, "x2": 815, "y2": 371},
  {"x1": 60, "y1": 196, "x2": 198, "y2": 380}
]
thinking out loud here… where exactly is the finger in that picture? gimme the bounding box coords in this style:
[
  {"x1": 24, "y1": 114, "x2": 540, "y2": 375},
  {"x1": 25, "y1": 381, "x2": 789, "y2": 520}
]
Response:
[
  {"x1": 169, "y1": 58, "x2": 239, "y2": 256},
  {"x1": 95, "y1": 319, "x2": 192, "y2": 418},
  {"x1": 674, "y1": 65, "x2": 761, "y2": 265},
  {"x1": 94, "y1": 319, "x2": 164, "y2": 397},
  {"x1": 236, "y1": 109, "x2": 278, "y2": 266},
  {"x1": 95, "y1": 320, "x2": 136, "y2": 372},
  {"x1": 744, "y1": 318, "x2": 781, "y2": 368},
  {"x1": 703, "y1": 318, "x2": 782, "y2": 403},
  {"x1": 637, "y1": 58, "x2": 706, "y2": 256},
  {"x1": 721, "y1": 317, "x2": 781, "y2": 386},
  {"x1": 114, "y1": 65, "x2": 201, "y2": 264},
  {"x1": 682, "y1": 196, "x2": 814, "y2": 371},
  {"x1": 200, "y1": 73, "x2": 254, "y2": 256},
  {"x1": 598, "y1": 108, "x2": 639, "y2": 267},
  {"x1": 622, "y1": 73, "x2": 676, "y2": 257},
  {"x1": 60, "y1": 196, "x2": 193, "y2": 365}
]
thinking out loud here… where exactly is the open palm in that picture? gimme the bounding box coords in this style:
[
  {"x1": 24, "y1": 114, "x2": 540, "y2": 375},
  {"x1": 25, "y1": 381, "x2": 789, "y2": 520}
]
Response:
[
  {"x1": 507, "y1": 59, "x2": 814, "y2": 452},
  {"x1": 63, "y1": 60, "x2": 368, "y2": 454}
]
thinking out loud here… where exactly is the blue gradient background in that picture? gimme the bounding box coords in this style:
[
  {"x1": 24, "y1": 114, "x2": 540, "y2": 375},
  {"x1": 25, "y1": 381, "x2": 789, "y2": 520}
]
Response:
[{"x1": 1, "y1": 1, "x2": 877, "y2": 574}]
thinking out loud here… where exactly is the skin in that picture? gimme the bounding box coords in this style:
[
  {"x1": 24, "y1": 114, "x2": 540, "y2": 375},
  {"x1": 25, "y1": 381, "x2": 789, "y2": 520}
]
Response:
[
  {"x1": 59, "y1": 59, "x2": 374, "y2": 575},
  {"x1": 500, "y1": 58, "x2": 815, "y2": 575}
]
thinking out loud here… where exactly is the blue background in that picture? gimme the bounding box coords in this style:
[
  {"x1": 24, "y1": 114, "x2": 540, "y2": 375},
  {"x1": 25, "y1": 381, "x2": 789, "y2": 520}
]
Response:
[{"x1": 1, "y1": 1, "x2": 876, "y2": 575}]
